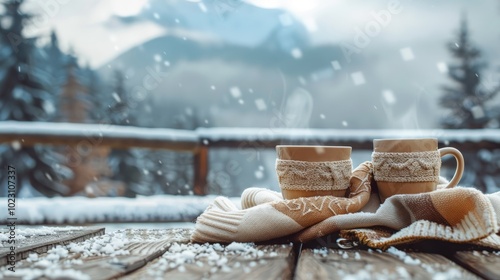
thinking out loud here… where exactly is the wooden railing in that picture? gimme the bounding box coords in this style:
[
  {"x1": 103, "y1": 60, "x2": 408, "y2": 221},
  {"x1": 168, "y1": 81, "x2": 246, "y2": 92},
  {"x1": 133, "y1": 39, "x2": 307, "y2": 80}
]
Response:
[{"x1": 1, "y1": 121, "x2": 500, "y2": 195}]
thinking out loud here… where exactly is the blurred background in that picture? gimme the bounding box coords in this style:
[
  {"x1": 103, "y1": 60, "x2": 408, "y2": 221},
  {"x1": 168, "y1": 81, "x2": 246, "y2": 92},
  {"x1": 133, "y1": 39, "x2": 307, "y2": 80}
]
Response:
[{"x1": 1, "y1": 0, "x2": 500, "y2": 198}]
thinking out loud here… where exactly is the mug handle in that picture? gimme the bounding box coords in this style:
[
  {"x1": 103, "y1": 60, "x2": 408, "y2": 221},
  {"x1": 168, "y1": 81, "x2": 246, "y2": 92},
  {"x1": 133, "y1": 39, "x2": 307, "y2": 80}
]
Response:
[{"x1": 438, "y1": 147, "x2": 465, "y2": 188}]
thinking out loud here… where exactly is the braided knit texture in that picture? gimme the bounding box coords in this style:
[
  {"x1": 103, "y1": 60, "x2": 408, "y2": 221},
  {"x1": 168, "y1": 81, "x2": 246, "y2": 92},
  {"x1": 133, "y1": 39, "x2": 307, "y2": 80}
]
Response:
[
  {"x1": 275, "y1": 159, "x2": 352, "y2": 191},
  {"x1": 372, "y1": 151, "x2": 441, "y2": 183}
]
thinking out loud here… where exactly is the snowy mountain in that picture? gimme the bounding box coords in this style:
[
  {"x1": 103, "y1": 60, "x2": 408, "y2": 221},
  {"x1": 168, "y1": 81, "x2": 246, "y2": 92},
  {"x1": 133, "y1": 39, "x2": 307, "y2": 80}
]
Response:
[
  {"x1": 97, "y1": 28, "x2": 350, "y2": 127},
  {"x1": 100, "y1": 34, "x2": 341, "y2": 76},
  {"x1": 109, "y1": 0, "x2": 311, "y2": 51},
  {"x1": 95, "y1": 1, "x2": 353, "y2": 129},
  {"x1": 95, "y1": 0, "x2": 445, "y2": 132}
]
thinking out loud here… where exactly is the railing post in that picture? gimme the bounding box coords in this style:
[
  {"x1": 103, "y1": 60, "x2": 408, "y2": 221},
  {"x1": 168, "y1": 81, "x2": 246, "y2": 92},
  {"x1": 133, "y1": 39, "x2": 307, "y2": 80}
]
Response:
[{"x1": 193, "y1": 145, "x2": 209, "y2": 195}]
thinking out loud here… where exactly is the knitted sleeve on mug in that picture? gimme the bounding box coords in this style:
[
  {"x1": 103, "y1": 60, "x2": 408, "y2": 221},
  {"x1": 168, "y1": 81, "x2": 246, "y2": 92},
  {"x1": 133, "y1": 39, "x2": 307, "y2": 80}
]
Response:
[{"x1": 276, "y1": 159, "x2": 352, "y2": 191}]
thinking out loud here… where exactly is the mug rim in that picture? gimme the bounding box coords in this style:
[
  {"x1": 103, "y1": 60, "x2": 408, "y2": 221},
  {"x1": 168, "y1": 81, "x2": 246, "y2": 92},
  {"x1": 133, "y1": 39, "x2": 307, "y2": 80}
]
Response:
[
  {"x1": 276, "y1": 145, "x2": 352, "y2": 149},
  {"x1": 276, "y1": 145, "x2": 351, "y2": 161},
  {"x1": 373, "y1": 138, "x2": 437, "y2": 142},
  {"x1": 373, "y1": 138, "x2": 438, "y2": 153}
]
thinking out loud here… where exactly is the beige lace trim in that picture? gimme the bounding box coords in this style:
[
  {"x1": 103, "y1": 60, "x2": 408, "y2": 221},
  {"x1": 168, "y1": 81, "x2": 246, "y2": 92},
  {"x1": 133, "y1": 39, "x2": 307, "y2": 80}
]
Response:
[
  {"x1": 276, "y1": 159, "x2": 352, "y2": 191},
  {"x1": 372, "y1": 151, "x2": 440, "y2": 183}
]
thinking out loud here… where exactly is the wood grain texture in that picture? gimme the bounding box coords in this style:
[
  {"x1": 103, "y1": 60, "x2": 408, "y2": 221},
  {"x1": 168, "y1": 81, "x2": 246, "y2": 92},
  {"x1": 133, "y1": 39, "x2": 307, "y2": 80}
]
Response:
[
  {"x1": 295, "y1": 248, "x2": 480, "y2": 280},
  {"x1": 452, "y1": 250, "x2": 500, "y2": 280},
  {"x1": 122, "y1": 229, "x2": 296, "y2": 280},
  {"x1": 1, "y1": 228, "x2": 191, "y2": 280},
  {"x1": 73, "y1": 229, "x2": 191, "y2": 279},
  {"x1": 157, "y1": 245, "x2": 293, "y2": 280},
  {"x1": 69, "y1": 240, "x2": 172, "y2": 279},
  {"x1": 0, "y1": 227, "x2": 104, "y2": 266}
]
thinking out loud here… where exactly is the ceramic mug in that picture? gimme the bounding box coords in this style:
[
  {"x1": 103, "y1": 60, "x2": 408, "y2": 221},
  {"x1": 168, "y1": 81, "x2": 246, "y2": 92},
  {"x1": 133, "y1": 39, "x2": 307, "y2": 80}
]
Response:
[
  {"x1": 276, "y1": 145, "x2": 352, "y2": 199},
  {"x1": 372, "y1": 138, "x2": 464, "y2": 202}
]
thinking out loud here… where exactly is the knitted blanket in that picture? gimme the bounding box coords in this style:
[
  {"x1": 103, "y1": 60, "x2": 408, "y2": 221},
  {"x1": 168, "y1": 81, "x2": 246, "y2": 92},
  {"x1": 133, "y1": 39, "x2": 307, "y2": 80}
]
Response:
[{"x1": 191, "y1": 162, "x2": 500, "y2": 250}]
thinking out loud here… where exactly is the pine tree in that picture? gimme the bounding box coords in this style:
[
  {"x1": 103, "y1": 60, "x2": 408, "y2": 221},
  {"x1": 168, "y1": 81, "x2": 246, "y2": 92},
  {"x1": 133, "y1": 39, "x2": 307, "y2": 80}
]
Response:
[
  {"x1": 0, "y1": 0, "x2": 68, "y2": 196},
  {"x1": 56, "y1": 57, "x2": 112, "y2": 195},
  {"x1": 43, "y1": 30, "x2": 66, "y2": 121},
  {"x1": 440, "y1": 15, "x2": 500, "y2": 192},
  {"x1": 440, "y1": 16, "x2": 500, "y2": 129},
  {"x1": 81, "y1": 64, "x2": 107, "y2": 122},
  {"x1": 107, "y1": 71, "x2": 143, "y2": 196}
]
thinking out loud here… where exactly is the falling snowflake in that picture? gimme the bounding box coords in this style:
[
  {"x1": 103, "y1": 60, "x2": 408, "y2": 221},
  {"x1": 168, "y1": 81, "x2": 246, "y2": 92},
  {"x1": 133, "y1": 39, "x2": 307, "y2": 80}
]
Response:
[
  {"x1": 254, "y1": 99, "x2": 267, "y2": 111},
  {"x1": 230, "y1": 87, "x2": 241, "y2": 98},
  {"x1": 342, "y1": 121, "x2": 348, "y2": 127},
  {"x1": 331, "y1": 60, "x2": 341, "y2": 70},
  {"x1": 436, "y1": 62, "x2": 448, "y2": 73},
  {"x1": 382, "y1": 90, "x2": 396, "y2": 104},
  {"x1": 291, "y1": 48, "x2": 302, "y2": 59},
  {"x1": 254, "y1": 170, "x2": 264, "y2": 179},
  {"x1": 471, "y1": 105, "x2": 485, "y2": 119},
  {"x1": 400, "y1": 47, "x2": 415, "y2": 61},
  {"x1": 198, "y1": 2, "x2": 208, "y2": 13},
  {"x1": 351, "y1": 72, "x2": 366, "y2": 86},
  {"x1": 112, "y1": 92, "x2": 121, "y2": 103}
]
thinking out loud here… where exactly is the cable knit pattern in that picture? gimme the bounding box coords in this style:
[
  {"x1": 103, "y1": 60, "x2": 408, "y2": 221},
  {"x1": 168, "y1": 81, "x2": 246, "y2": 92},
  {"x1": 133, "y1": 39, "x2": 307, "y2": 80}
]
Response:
[
  {"x1": 276, "y1": 159, "x2": 352, "y2": 191},
  {"x1": 372, "y1": 151, "x2": 441, "y2": 183}
]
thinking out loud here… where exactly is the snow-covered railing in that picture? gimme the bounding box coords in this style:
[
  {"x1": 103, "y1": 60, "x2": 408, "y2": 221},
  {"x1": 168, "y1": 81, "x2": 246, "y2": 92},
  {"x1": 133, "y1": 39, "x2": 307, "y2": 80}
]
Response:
[
  {"x1": 0, "y1": 121, "x2": 199, "y2": 151},
  {"x1": 1, "y1": 121, "x2": 500, "y2": 195}
]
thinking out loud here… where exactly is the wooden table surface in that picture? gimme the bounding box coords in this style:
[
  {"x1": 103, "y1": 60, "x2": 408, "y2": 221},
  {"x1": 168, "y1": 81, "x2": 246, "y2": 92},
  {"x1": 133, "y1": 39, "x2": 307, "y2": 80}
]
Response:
[{"x1": 1, "y1": 227, "x2": 499, "y2": 280}]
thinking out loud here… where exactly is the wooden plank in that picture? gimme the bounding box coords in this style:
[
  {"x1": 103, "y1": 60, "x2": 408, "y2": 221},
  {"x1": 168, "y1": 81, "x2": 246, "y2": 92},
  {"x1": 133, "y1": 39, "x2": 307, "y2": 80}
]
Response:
[
  {"x1": 1, "y1": 228, "x2": 191, "y2": 280},
  {"x1": 0, "y1": 133, "x2": 199, "y2": 152},
  {"x1": 122, "y1": 232, "x2": 296, "y2": 280},
  {"x1": 65, "y1": 229, "x2": 192, "y2": 279},
  {"x1": 451, "y1": 250, "x2": 500, "y2": 280},
  {"x1": 295, "y1": 248, "x2": 480, "y2": 280},
  {"x1": 69, "y1": 240, "x2": 172, "y2": 279},
  {"x1": 0, "y1": 227, "x2": 104, "y2": 266},
  {"x1": 193, "y1": 145, "x2": 209, "y2": 195}
]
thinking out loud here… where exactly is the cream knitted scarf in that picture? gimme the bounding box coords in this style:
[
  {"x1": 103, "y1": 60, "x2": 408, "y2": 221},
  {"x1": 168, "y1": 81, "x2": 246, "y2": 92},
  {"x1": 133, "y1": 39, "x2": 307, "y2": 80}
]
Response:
[
  {"x1": 192, "y1": 163, "x2": 500, "y2": 250},
  {"x1": 191, "y1": 162, "x2": 372, "y2": 243}
]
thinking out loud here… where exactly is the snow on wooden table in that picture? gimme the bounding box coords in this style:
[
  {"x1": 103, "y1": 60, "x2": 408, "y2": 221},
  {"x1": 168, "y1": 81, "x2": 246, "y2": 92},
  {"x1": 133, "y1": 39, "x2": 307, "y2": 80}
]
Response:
[
  {"x1": 0, "y1": 227, "x2": 104, "y2": 266},
  {"x1": 1, "y1": 227, "x2": 500, "y2": 279}
]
